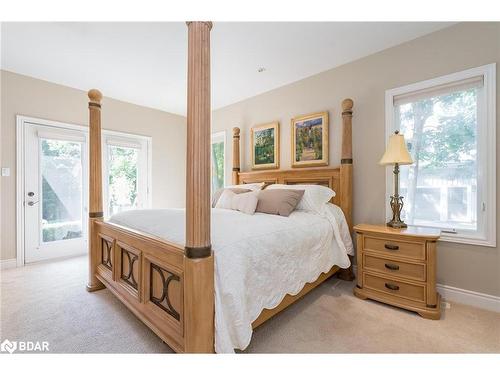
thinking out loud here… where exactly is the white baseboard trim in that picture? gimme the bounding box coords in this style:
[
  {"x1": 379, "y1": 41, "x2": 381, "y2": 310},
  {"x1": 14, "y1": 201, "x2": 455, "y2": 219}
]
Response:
[
  {"x1": 437, "y1": 284, "x2": 500, "y2": 313},
  {"x1": 0, "y1": 258, "x2": 17, "y2": 270},
  {"x1": 352, "y1": 265, "x2": 499, "y2": 313}
]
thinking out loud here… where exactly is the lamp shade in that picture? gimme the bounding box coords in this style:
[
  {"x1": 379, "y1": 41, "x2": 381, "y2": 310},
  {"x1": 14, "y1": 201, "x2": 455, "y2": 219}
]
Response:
[{"x1": 379, "y1": 131, "x2": 413, "y2": 165}]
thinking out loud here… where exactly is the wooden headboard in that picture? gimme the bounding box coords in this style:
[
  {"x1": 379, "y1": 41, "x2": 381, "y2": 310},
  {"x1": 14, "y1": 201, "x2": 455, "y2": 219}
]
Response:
[
  {"x1": 231, "y1": 99, "x2": 354, "y2": 230},
  {"x1": 237, "y1": 168, "x2": 341, "y2": 207}
]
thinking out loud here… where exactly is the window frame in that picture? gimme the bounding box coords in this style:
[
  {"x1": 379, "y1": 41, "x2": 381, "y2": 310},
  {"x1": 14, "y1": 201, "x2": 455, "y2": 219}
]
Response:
[
  {"x1": 102, "y1": 131, "x2": 152, "y2": 218},
  {"x1": 211, "y1": 130, "x2": 226, "y2": 191},
  {"x1": 384, "y1": 63, "x2": 496, "y2": 247}
]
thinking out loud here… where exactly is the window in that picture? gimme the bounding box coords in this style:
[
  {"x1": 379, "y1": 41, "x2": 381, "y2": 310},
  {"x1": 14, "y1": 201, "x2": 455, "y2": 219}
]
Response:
[
  {"x1": 103, "y1": 133, "x2": 151, "y2": 218},
  {"x1": 385, "y1": 64, "x2": 496, "y2": 246},
  {"x1": 211, "y1": 131, "x2": 226, "y2": 192},
  {"x1": 40, "y1": 138, "x2": 83, "y2": 242}
]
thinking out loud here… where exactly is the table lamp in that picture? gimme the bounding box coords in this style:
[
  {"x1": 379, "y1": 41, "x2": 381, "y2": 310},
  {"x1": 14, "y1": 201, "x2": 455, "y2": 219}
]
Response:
[{"x1": 379, "y1": 130, "x2": 413, "y2": 228}]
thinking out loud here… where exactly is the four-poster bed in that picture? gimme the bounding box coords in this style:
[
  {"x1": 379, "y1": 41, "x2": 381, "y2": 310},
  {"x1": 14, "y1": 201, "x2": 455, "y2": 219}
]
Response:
[{"x1": 86, "y1": 21, "x2": 355, "y2": 353}]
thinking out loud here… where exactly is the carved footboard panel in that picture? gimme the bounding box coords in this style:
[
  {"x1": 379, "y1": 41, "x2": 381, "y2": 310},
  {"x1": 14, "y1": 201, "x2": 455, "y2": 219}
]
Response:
[{"x1": 93, "y1": 221, "x2": 214, "y2": 353}]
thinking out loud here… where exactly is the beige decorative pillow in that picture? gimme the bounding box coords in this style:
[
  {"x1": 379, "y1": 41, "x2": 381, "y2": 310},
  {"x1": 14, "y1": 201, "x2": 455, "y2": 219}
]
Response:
[
  {"x1": 267, "y1": 184, "x2": 335, "y2": 213},
  {"x1": 255, "y1": 189, "x2": 305, "y2": 217},
  {"x1": 215, "y1": 190, "x2": 259, "y2": 215},
  {"x1": 212, "y1": 188, "x2": 252, "y2": 208}
]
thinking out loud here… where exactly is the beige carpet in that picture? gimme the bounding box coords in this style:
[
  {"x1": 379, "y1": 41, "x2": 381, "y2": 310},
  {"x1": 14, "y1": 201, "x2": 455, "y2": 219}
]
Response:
[{"x1": 1, "y1": 256, "x2": 499, "y2": 353}]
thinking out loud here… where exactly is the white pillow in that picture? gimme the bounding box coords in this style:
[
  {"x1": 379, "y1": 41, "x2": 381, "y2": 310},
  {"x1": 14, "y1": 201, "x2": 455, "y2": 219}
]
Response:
[
  {"x1": 215, "y1": 190, "x2": 259, "y2": 215},
  {"x1": 224, "y1": 182, "x2": 265, "y2": 191},
  {"x1": 266, "y1": 184, "x2": 335, "y2": 214}
]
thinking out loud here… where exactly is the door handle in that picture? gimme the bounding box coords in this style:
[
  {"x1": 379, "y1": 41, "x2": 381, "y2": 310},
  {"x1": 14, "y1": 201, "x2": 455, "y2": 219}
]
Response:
[{"x1": 27, "y1": 201, "x2": 39, "y2": 206}]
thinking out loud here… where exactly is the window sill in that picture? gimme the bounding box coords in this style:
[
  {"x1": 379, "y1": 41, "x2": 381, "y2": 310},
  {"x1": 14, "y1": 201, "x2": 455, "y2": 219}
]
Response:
[
  {"x1": 439, "y1": 234, "x2": 496, "y2": 248},
  {"x1": 402, "y1": 224, "x2": 496, "y2": 247}
]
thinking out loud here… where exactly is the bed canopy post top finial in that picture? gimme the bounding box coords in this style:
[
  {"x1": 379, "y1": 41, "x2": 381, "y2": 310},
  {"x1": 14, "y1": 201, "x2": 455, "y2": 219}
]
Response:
[
  {"x1": 88, "y1": 89, "x2": 103, "y2": 104},
  {"x1": 342, "y1": 98, "x2": 353, "y2": 113}
]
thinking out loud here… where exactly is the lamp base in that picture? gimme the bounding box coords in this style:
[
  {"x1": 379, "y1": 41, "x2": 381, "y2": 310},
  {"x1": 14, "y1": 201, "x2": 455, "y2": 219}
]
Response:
[
  {"x1": 388, "y1": 191, "x2": 407, "y2": 229},
  {"x1": 386, "y1": 220, "x2": 407, "y2": 229}
]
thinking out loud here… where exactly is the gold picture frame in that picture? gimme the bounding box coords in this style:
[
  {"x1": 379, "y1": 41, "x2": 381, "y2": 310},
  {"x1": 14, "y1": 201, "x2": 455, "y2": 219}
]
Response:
[
  {"x1": 291, "y1": 111, "x2": 329, "y2": 168},
  {"x1": 251, "y1": 122, "x2": 280, "y2": 170}
]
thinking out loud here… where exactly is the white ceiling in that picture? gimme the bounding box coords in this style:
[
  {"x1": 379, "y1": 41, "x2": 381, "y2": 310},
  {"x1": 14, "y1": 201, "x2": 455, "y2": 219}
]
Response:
[{"x1": 1, "y1": 22, "x2": 452, "y2": 115}]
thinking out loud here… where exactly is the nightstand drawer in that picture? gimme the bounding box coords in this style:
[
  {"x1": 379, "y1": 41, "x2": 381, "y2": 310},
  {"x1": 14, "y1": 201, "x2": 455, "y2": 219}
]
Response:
[
  {"x1": 363, "y1": 254, "x2": 426, "y2": 282},
  {"x1": 364, "y1": 236, "x2": 425, "y2": 260},
  {"x1": 363, "y1": 273, "x2": 425, "y2": 303}
]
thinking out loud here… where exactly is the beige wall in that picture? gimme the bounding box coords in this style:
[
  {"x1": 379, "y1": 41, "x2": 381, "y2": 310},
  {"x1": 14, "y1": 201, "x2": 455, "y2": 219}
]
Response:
[
  {"x1": 213, "y1": 22, "x2": 500, "y2": 296},
  {"x1": 1, "y1": 23, "x2": 499, "y2": 296},
  {"x1": 0, "y1": 70, "x2": 187, "y2": 261}
]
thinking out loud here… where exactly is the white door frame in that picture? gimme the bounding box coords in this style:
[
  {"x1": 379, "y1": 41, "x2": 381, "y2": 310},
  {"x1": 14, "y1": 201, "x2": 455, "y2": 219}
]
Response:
[{"x1": 16, "y1": 115, "x2": 152, "y2": 267}]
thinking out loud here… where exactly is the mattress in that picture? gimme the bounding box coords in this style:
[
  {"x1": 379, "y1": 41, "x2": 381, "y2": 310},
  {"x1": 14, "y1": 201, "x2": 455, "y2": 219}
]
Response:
[{"x1": 109, "y1": 203, "x2": 354, "y2": 353}]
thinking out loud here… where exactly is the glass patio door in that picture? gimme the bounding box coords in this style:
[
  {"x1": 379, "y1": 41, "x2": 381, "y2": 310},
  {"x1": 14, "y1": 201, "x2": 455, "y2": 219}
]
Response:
[{"x1": 24, "y1": 123, "x2": 88, "y2": 263}]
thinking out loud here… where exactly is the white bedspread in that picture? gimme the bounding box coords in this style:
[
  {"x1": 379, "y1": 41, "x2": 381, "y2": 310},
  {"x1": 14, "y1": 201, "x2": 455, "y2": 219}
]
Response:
[{"x1": 109, "y1": 203, "x2": 354, "y2": 353}]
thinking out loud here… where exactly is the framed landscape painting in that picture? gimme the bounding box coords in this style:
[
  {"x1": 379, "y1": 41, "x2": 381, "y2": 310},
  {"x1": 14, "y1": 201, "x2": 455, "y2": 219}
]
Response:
[
  {"x1": 291, "y1": 111, "x2": 329, "y2": 168},
  {"x1": 251, "y1": 122, "x2": 280, "y2": 170}
]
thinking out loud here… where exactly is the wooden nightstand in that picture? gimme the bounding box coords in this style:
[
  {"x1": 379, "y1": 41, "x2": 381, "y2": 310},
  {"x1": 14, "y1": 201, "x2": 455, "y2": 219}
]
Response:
[{"x1": 353, "y1": 224, "x2": 441, "y2": 319}]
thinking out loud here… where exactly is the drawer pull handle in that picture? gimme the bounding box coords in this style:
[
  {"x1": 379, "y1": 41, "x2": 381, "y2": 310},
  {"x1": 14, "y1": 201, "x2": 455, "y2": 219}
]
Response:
[
  {"x1": 385, "y1": 283, "x2": 400, "y2": 291},
  {"x1": 384, "y1": 243, "x2": 399, "y2": 250},
  {"x1": 384, "y1": 263, "x2": 400, "y2": 271}
]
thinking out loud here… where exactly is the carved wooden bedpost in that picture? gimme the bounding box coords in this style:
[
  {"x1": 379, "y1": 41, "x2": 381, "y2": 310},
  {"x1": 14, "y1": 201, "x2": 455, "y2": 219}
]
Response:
[
  {"x1": 340, "y1": 98, "x2": 353, "y2": 230},
  {"x1": 337, "y1": 98, "x2": 355, "y2": 281},
  {"x1": 232, "y1": 127, "x2": 241, "y2": 184},
  {"x1": 184, "y1": 21, "x2": 215, "y2": 353},
  {"x1": 86, "y1": 89, "x2": 105, "y2": 292}
]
